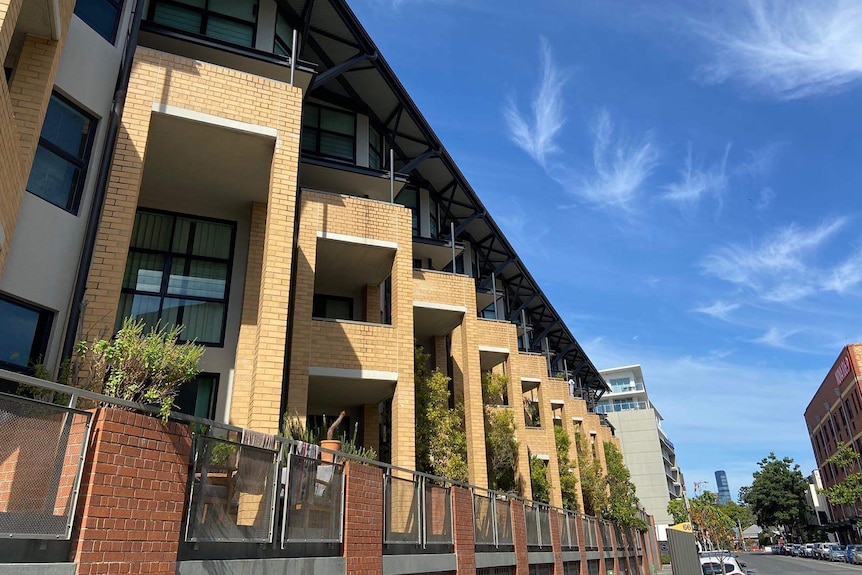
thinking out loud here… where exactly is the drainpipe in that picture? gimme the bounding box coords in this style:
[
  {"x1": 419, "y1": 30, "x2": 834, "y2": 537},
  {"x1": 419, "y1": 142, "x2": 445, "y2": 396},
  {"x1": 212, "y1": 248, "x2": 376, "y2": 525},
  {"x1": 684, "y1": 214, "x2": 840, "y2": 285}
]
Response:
[{"x1": 61, "y1": 0, "x2": 147, "y2": 361}]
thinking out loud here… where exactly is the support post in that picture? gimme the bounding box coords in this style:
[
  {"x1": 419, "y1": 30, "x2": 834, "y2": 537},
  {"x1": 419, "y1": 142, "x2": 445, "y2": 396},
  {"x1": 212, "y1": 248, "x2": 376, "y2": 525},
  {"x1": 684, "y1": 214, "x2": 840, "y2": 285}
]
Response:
[{"x1": 289, "y1": 29, "x2": 298, "y2": 86}]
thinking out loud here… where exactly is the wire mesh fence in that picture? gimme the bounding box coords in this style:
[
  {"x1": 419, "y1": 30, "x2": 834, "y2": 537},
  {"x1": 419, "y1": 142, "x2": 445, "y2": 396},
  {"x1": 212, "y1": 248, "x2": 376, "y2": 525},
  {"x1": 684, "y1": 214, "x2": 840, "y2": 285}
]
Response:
[
  {"x1": 600, "y1": 520, "x2": 613, "y2": 550},
  {"x1": 384, "y1": 473, "x2": 420, "y2": 544},
  {"x1": 583, "y1": 516, "x2": 598, "y2": 550},
  {"x1": 185, "y1": 436, "x2": 279, "y2": 542},
  {"x1": 424, "y1": 482, "x2": 452, "y2": 544},
  {"x1": 525, "y1": 505, "x2": 540, "y2": 547},
  {"x1": 0, "y1": 392, "x2": 91, "y2": 539},
  {"x1": 281, "y1": 453, "x2": 344, "y2": 544},
  {"x1": 495, "y1": 497, "x2": 512, "y2": 545},
  {"x1": 473, "y1": 493, "x2": 495, "y2": 545}
]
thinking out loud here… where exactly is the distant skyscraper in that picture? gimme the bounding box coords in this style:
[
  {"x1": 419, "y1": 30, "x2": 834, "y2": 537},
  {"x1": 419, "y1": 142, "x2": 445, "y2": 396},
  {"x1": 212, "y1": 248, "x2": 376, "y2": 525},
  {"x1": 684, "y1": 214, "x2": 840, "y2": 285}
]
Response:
[{"x1": 715, "y1": 470, "x2": 732, "y2": 504}]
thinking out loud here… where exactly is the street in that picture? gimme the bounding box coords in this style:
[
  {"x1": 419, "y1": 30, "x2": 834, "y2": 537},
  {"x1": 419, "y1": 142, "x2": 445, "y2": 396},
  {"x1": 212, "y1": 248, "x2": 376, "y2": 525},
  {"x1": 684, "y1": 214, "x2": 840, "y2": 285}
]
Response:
[{"x1": 736, "y1": 552, "x2": 862, "y2": 575}]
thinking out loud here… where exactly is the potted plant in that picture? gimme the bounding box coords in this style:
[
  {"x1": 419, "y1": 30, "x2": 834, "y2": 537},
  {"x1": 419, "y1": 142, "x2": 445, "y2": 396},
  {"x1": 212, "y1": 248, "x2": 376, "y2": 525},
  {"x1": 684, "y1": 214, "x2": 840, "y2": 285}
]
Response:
[{"x1": 320, "y1": 410, "x2": 346, "y2": 462}]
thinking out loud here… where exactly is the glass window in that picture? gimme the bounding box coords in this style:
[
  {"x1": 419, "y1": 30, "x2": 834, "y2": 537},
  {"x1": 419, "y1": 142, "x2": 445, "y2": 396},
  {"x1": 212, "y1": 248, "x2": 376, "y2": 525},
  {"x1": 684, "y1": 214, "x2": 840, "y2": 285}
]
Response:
[
  {"x1": 273, "y1": 10, "x2": 293, "y2": 57},
  {"x1": 369, "y1": 124, "x2": 383, "y2": 170},
  {"x1": 394, "y1": 187, "x2": 419, "y2": 236},
  {"x1": 175, "y1": 373, "x2": 218, "y2": 419},
  {"x1": 27, "y1": 94, "x2": 96, "y2": 214},
  {"x1": 117, "y1": 210, "x2": 235, "y2": 345},
  {"x1": 312, "y1": 294, "x2": 353, "y2": 320},
  {"x1": 0, "y1": 294, "x2": 53, "y2": 372},
  {"x1": 75, "y1": 0, "x2": 123, "y2": 43},
  {"x1": 301, "y1": 103, "x2": 356, "y2": 162},
  {"x1": 150, "y1": 0, "x2": 257, "y2": 48}
]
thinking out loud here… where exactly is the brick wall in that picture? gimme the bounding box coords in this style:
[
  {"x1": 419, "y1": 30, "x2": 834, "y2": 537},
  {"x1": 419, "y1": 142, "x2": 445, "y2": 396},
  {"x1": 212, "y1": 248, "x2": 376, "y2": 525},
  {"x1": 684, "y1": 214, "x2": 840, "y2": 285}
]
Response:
[
  {"x1": 548, "y1": 509, "x2": 564, "y2": 575},
  {"x1": 69, "y1": 408, "x2": 192, "y2": 575},
  {"x1": 511, "y1": 499, "x2": 529, "y2": 575},
  {"x1": 343, "y1": 461, "x2": 384, "y2": 575},
  {"x1": 452, "y1": 486, "x2": 476, "y2": 575}
]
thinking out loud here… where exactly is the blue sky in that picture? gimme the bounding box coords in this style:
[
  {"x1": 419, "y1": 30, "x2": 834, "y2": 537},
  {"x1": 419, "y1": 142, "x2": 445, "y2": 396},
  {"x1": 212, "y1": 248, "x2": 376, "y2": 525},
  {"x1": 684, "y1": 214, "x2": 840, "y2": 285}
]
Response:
[{"x1": 350, "y1": 0, "x2": 862, "y2": 498}]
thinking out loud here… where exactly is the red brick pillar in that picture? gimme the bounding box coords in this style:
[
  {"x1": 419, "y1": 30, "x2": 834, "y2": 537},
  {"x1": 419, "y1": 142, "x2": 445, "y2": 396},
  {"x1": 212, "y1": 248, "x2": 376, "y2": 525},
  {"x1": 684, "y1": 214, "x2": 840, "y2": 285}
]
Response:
[
  {"x1": 343, "y1": 461, "x2": 384, "y2": 575},
  {"x1": 452, "y1": 486, "x2": 476, "y2": 575},
  {"x1": 596, "y1": 521, "x2": 607, "y2": 575},
  {"x1": 70, "y1": 408, "x2": 192, "y2": 575},
  {"x1": 511, "y1": 500, "x2": 530, "y2": 575},
  {"x1": 576, "y1": 515, "x2": 588, "y2": 575},
  {"x1": 548, "y1": 510, "x2": 564, "y2": 575}
]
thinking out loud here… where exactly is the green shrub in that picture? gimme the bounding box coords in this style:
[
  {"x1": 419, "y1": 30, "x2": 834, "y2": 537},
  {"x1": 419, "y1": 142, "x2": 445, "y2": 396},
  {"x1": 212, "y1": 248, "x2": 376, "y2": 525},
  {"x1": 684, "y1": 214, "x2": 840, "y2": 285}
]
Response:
[
  {"x1": 481, "y1": 371, "x2": 509, "y2": 405},
  {"x1": 529, "y1": 454, "x2": 550, "y2": 503},
  {"x1": 485, "y1": 407, "x2": 519, "y2": 492},
  {"x1": 554, "y1": 424, "x2": 579, "y2": 511}
]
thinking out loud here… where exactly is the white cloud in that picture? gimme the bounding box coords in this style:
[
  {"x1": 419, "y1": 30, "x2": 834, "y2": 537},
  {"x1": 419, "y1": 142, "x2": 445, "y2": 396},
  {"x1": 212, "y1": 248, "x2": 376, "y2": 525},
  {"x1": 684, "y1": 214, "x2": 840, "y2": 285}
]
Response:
[
  {"x1": 700, "y1": 219, "x2": 847, "y2": 301},
  {"x1": 693, "y1": 0, "x2": 862, "y2": 99},
  {"x1": 663, "y1": 143, "x2": 730, "y2": 209},
  {"x1": 555, "y1": 109, "x2": 659, "y2": 213},
  {"x1": 693, "y1": 300, "x2": 740, "y2": 321},
  {"x1": 503, "y1": 38, "x2": 566, "y2": 169},
  {"x1": 753, "y1": 187, "x2": 775, "y2": 211},
  {"x1": 823, "y1": 248, "x2": 862, "y2": 294},
  {"x1": 752, "y1": 326, "x2": 806, "y2": 351}
]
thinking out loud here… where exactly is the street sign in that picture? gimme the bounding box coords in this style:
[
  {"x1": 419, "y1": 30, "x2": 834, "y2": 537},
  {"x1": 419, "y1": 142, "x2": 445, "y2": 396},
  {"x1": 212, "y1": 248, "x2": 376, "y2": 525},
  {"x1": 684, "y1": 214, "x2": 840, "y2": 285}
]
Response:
[{"x1": 669, "y1": 522, "x2": 693, "y2": 533}]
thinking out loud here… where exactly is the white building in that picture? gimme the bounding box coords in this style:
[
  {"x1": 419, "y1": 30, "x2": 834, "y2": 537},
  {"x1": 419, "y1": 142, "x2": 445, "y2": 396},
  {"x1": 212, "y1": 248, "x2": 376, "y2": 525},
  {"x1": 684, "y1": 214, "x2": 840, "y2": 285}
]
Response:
[
  {"x1": 805, "y1": 469, "x2": 833, "y2": 528},
  {"x1": 597, "y1": 365, "x2": 685, "y2": 538}
]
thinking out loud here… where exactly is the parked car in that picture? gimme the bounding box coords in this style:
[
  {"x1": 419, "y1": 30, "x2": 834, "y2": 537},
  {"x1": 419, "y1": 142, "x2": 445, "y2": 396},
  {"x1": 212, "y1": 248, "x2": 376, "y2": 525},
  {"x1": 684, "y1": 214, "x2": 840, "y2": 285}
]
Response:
[
  {"x1": 846, "y1": 544, "x2": 857, "y2": 563},
  {"x1": 813, "y1": 542, "x2": 828, "y2": 559},
  {"x1": 803, "y1": 543, "x2": 815, "y2": 557},
  {"x1": 700, "y1": 556, "x2": 755, "y2": 575},
  {"x1": 820, "y1": 542, "x2": 837, "y2": 560},
  {"x1": 830, "y1": 545, "x2": 846, "y2": 561},
  {"x1": 851, "y1": 545, "x2": 862, "y2": 565}
]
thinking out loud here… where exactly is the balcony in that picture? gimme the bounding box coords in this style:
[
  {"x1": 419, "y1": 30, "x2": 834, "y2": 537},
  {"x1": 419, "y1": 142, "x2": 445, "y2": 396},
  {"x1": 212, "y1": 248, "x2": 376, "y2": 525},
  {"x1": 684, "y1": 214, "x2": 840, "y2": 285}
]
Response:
[
  {"x1": 594, "y1": 401, "x2": 648, "y2": 414},
  {"x1": 412, "y1": 269, "x2": 471, "y2": 340},
  {"x1": 607, "y1": 382, "x2": 645, "y2": 395}
]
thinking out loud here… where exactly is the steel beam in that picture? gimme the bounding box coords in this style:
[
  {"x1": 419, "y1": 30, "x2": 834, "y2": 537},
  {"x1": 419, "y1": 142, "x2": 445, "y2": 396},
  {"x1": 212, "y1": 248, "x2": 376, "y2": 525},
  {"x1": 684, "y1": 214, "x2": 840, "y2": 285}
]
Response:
[
  {"x1": 400, "y1": 147, "x2": 440, "y2": 174},
  {"x1": 308, "y1": 50, "x2": 378, "y2": 92}
]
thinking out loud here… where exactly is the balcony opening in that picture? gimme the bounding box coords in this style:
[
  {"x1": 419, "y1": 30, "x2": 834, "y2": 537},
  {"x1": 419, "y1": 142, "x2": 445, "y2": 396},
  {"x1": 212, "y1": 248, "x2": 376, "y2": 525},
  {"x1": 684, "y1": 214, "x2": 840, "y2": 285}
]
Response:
[{"x1": 522, "y1": 378, "x2": 541, "y2": 429}]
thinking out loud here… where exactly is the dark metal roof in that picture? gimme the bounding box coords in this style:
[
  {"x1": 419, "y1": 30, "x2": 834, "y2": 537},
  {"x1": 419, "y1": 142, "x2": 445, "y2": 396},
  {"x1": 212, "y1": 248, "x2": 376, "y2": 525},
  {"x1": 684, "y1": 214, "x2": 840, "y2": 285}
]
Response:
[{"x1": 279, "y1": 0, "x2": 609, "y2": 395}]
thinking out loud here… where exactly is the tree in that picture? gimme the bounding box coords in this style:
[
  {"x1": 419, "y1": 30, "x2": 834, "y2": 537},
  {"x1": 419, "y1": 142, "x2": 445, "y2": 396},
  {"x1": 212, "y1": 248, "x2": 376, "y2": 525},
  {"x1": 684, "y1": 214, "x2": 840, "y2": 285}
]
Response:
[
  {"x1": 529, "y1": 455, "x2": 551, "y2": 503},
  {"x1": 667, "y1": 497, "x2": 689, "y2": 524},
  {"x1": 603, "y1": 442, "x2": 647, "y2": 529},
  {"x1": 485, "y1": 408, "x2": 519, "y2": 491},
  {"x1": 415, "y1": 346, "x2": 468, "y2": 482},
  {"x1": 689, "y1": 491, "x2": 734, "y2": 550},
  {"x1": 743, "y1": 453, "x2": 809, "y2": 535},
  {"x1": 576, "y1": 431, "x2": 607, "y2": 516},
  {"x1": 554, "y1": 425, "x2": 579, "y2": 511},
  {"x1": 723, "y1": 501, "x2": 756, "y2": 531},
  {"x1": 819, "y1": 442, "x2": 862, "y2": 521}
]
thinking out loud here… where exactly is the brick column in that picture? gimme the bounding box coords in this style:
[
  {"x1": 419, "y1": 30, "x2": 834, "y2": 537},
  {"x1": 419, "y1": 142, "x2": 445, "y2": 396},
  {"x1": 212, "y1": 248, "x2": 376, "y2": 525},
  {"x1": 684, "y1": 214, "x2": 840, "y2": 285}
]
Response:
[
  {"x1": 70, "y1": 408, "x2": 192, "y2": 575},
  {"x1": 575, "y1": 514, "x2": 587, "y2": 575},
  {"x1": 0, "y1": 0, "x2": 22, "y2": 63},
  {"x1": 548, "y1": 509, "x2": 564, "y2": 575},
  {"x1": 452, "y1": 486, "x2": 476, "y2": 575},
  {"x1": 511, "y1": 499, "x2": 529, "y2": 575},
  {"x1": 595, "y1": 520, "x2": 607, "y2": 575},
  {"x1": 343, "y1": 461, "x2": 383, "y2": 575}
]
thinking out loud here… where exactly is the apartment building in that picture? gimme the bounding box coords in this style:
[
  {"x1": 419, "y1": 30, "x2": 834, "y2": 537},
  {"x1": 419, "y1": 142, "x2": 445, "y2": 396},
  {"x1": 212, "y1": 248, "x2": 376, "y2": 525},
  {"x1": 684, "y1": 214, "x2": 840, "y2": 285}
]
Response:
[
  {"x1": 0, "y1": 0, "x2": 617, "y2": 512},
  {"x1": 597, "y1": 365, "x2": 685, "y2": 535},
  {"x1": 715, "y1": 470, "x2": 731, "y2": 505},
  {"x1": 804, "y1": 344, "x2": 862, "y2": 541}
]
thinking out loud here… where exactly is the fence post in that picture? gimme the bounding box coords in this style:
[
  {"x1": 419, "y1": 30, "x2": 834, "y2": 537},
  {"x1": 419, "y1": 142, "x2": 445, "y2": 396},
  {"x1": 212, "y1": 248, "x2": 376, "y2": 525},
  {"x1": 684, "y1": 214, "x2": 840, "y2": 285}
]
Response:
[
  {"x1": 343, "y1": 461, "x2": 384, "y2": 575},
  {"x1": 452, "y1": 486, "x2": 477, "y2": 575},
  {"x1": 548, "y1": 509, "x2": 565, "y2": 575},
  {"x1": 511, "y1": 499, "x2": 530, "y2": 575}
]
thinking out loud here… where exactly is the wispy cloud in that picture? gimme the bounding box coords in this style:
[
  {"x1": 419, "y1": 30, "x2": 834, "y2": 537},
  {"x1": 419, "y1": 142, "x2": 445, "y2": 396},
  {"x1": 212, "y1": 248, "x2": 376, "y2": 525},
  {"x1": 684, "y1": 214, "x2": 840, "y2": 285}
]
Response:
[
  {"x1": 556, "y1": 109, "x2": 660, "y2": 213},
  {"x1": 752, "y1": 326, "x2": 807, "y2": 351},
  {"x1": 663, "y1": 143, "x2": 730, "y2": 210},
  {"x1": 693, "y1": 300, "x2": 740, "y2": 321},
  {"x1": 701, "y1": 219, "x2": 852, "y2": 302},
  {"x1": 503, "y1": 38, "x2": 566, "y2": 169},
  {"x1": 753, "y1": 187, "x2": 775, "y2": 210},
  {"x1": 692, "y1": 0, "x2": 862, "y2": 99}
]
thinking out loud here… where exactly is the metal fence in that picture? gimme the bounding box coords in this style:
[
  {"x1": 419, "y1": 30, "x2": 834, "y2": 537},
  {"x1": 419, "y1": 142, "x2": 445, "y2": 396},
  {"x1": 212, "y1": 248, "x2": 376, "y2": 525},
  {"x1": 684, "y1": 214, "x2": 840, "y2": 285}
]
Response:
[
  {"x1": 185, "y1": 436, "x2": 280, "y2": 543},
  {"x1": 600, "y1": 520, "x2": 613, "y2": 550},
  {"x1": 524, "y1": 503, "x2": 551, "y2": 548},
  {"x1": 558, "y1": 511, "x2": 580, "y2": 550},
  {"x1": 474, "y1": 490, "x2": 514, "y2": 547},
  {"x1": 384, "y1": 472, "x2": 452, "y2": 546},
  {"x1": 582, "y1": 515, "x2": 598, "y2": 550},
  {"x1": 281, "y1": 452, "x2": 344, "y2": 544},
  {"x1": 0, "y1": 392, "x2": 92, "y2": 540}
]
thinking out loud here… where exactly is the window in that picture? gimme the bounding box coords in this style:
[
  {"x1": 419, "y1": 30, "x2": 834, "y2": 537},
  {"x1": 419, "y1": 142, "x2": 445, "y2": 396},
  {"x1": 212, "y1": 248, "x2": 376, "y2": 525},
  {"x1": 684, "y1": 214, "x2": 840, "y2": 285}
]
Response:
[
  {"x1": 301, "y1": 103, "x2": 356, "y2": 162},
  {"x1": 117, "y1": 210, "x2": 235, "y2": 345},
  {"x1": 369, "y1": 124, "x2": 383, "y2": 170},
  {"x1": 150, "y1": 0, "x2": 257, "y2": 48},
  {"x1": 27, "y1": 94, "x2": 96, "y2": 213},
  {"x1": 0, "y1": 294, "x2": 52, "y2": 372},
  {"x1": 394, "y1": 187, "x2": 419, "y2": 236},
  {"x1": 313, "y1": 294, "x2": 353, "y2": 320},
  {"x1": 429, "y1": 195, "x2": 439, "y2": 238},
  {"x1": 175, "y1": 373, "x2": 218, "y2": 419},
  {"x1": 75, "y1": 0, "x2": 123, "y2": 43},
  {"x1": 273, "y1": 9, "x2": 292, "y2": 56}
]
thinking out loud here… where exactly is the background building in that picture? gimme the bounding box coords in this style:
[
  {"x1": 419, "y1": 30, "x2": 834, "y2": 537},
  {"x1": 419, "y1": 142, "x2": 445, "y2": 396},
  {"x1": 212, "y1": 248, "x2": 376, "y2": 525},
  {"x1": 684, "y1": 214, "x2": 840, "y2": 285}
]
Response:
[
  {"x1": 804, "y1": 469, "x2": 834, "y2": 530},
  {"x1": 598, "y1": 365, "x2": 686, "y2": 537},
  {"x1": 715, "y1": 470, "x2": 732, "y2": 504},
  {"x1": 804, "y1": 344, "x2": 862, "y2": 542}
]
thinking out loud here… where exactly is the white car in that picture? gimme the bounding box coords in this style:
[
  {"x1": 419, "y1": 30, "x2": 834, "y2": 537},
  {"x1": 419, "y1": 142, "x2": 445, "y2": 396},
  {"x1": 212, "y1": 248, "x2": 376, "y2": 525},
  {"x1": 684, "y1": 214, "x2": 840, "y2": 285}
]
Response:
[{"x1": 699, "y1": 556, "x2": 755, "y2": 575}]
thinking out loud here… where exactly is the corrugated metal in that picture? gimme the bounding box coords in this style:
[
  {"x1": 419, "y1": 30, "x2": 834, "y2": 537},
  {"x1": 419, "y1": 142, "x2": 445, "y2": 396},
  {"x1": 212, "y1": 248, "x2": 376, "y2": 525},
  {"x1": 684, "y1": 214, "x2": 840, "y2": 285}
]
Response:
[{"x1": 667, "y1": 529, "x2": 701, "y2": 575}]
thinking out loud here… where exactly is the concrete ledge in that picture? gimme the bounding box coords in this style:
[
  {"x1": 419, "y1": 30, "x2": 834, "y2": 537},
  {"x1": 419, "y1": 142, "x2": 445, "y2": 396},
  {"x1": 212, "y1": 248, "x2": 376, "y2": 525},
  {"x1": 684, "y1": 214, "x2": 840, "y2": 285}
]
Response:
[
  {"x1": 561, "y1": 551, "x2": 581, "y2": 562},
  {"x1": 528, "y1": 551, "x2": 556, "y2": 565},
  {"x1": 177, "y1": 557, "x2": 345, "y2": 575},
  {"x1": 475, "y1": 552, "x2": 517, "y2": 569},
  {"x1": 383, "y1": 554, "x2": 456, "y2": 575},
  {"x1": 0, "y1": 565, "x2": 76, "y2": 575},
  {"x1": 584, "y1": 551, "x2": 601, "y2": 560}
]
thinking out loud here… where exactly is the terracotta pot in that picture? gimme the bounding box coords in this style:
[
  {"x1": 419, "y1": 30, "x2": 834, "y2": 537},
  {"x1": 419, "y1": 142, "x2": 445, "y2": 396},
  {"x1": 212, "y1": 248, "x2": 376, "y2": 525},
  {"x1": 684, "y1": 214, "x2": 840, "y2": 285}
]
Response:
[{"x1": 319, "y1": 439, "x2": 341, "y2": 462}]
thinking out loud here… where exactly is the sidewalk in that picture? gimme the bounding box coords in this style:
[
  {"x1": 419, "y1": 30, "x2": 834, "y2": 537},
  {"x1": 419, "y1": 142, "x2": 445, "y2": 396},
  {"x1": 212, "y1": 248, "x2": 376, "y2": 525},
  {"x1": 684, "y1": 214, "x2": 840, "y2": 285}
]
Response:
[{"x1": 655, "y1": 566, "x2": 673, "y2": 575}]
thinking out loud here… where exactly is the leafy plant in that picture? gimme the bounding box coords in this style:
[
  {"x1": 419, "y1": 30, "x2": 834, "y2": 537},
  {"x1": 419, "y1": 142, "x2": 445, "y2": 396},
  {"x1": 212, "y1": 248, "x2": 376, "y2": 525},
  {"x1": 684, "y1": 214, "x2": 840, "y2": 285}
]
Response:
[
  {"x1": 210, "y1": 441, "x2": 238, "y2": 467},
  {"x1": 415, "y1": 346, "x2": 469, "y2": 482},
  {"x1": 742, "y1": 452, "x2": 809, "y2": 536},
  {"x1": 485, "y1": 407, "x2": 519, "y2": 492},
  {"x1": 603, "y1": 442, "x2": 647, "y2": 530},
  {"x1": 340, "y1": 422, "x2": 379, "y2": 461},
  {"x1": 76, "y1": 317, "x2": 204, "y2": 420},
  {"x1": 667, "y1": 497, "x2": 689, "y2": 524},
  {"x1": 529, "y1": 454, "x2": 550, "y2": 504},
  {"x1": 523, "y1": 398, "x2": 540, "y2": 427},
  {"x1": 481, "y1": 371, "x2": 508, "y2": 405},
  {"x1": 689, "y1": 491, "x2": 735, "y2": 550},
  {"x1": 576, "y1": 430, "x2": 607, "y2": 516},
  {"x1": 554, "y1": 424, "x2": 579, "y2": 511},
  {"x1": 281, "y1": 411, "x2": 321, "y2": 443}
]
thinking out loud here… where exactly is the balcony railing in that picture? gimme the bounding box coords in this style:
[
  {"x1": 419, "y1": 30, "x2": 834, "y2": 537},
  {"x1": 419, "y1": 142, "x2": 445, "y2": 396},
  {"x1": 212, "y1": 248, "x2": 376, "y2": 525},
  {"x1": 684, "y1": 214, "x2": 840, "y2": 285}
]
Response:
[
  {"x1": 473, "y1": 489, "x2": 513, "y2": 547},
  {"x1": 384, "y1": 472, "x2": 453, "y2": 546},
  {"x1": 595, "y1": 401, "x2": 648, "y2": 414},
  {"x1": 608, "y1": 382, "x2": 645, "y2": 394}
]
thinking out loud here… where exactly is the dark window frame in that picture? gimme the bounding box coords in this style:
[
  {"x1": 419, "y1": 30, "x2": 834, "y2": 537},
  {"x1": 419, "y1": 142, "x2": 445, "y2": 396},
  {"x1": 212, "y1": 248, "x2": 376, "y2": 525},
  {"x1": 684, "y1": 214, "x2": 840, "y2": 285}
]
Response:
[
  {"x1": 312, "y1": 293, "x2": 354, "y2": 321},
  {"x1": 148, "y1": 0, "x2": 259, "y2": 49},
  {"x1": 301, "y1": 102, "x2": 358, "y2": 164},
  {"x1": 368, "y1": 123, "x2": 384, "y2": 170},
  {"x1": 74, "y1": 0, "x2": 124, "y2": 44},
  {"x1": 118, "y1": 207, "x2": 237, "y2": 347},
  {"x1": 0, "y1": 292, "x2": 53, "y2": 374},
  {"x1": 175, "y1": 372, "x2": 219, "y2": 419},
  {"x1": 27, "y1": 92, "x2": 97, "y2": 214},
  {"x1": 273, "y1": 8, "x2": 293, "y2": 56}
]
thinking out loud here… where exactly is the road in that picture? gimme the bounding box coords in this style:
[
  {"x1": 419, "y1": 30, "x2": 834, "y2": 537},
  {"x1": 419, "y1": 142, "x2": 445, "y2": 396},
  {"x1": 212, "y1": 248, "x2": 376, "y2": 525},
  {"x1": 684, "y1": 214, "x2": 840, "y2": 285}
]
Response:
[{"x1": 738, "y1": 552, "x2": 862, "y2": 575}]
